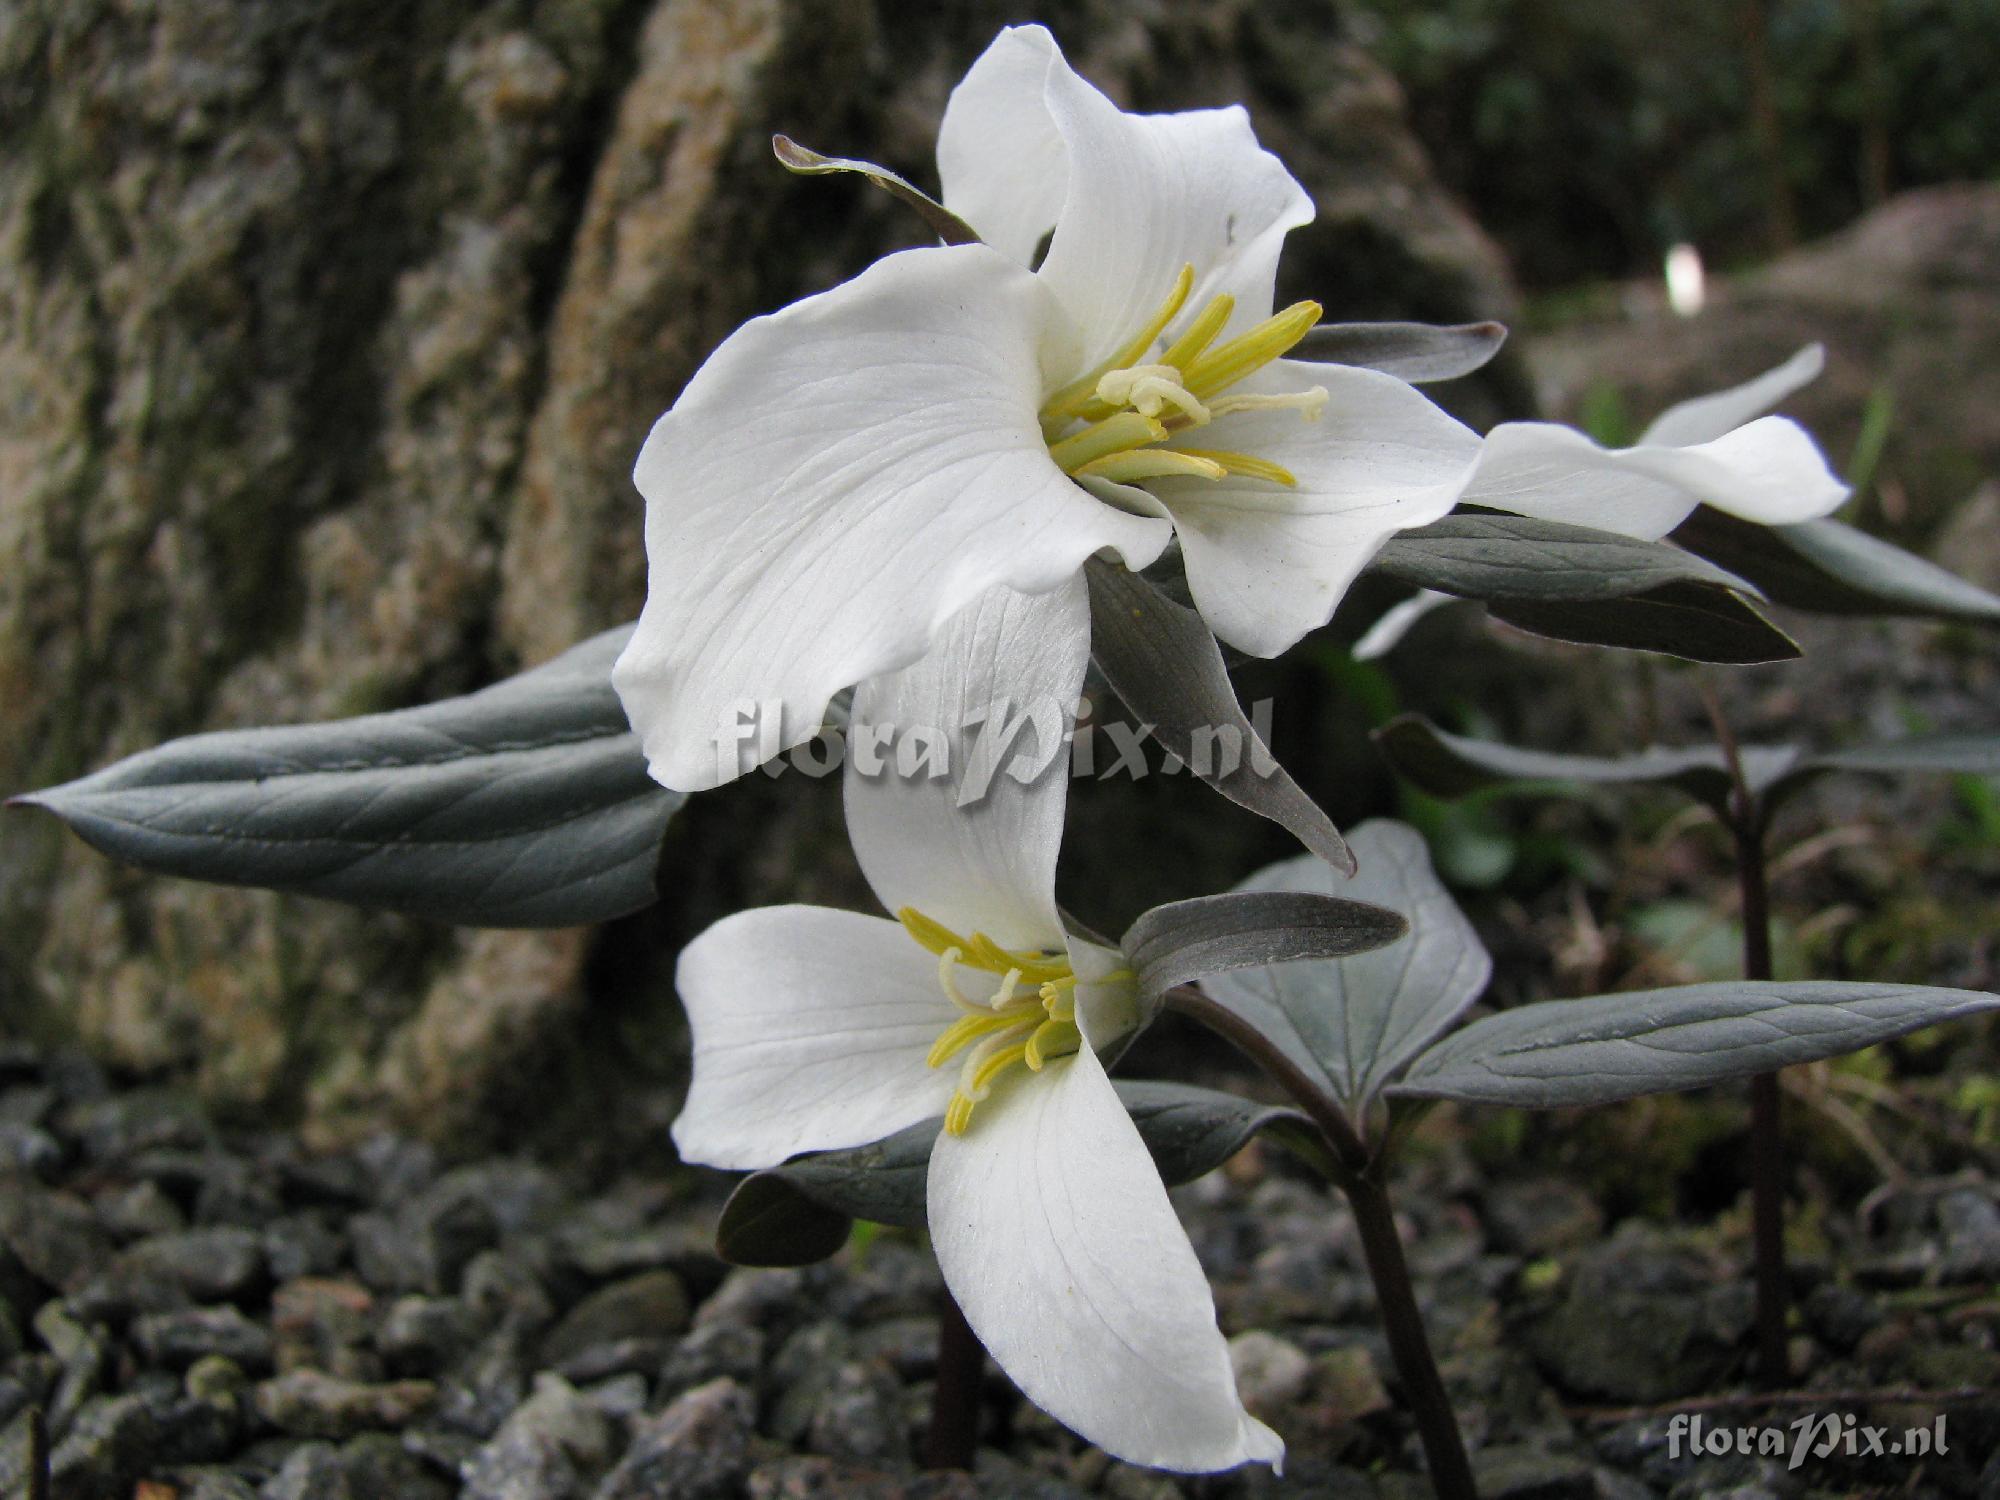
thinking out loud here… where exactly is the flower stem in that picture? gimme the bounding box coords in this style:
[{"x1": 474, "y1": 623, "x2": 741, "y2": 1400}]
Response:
[
  {"x1": 1162, "y1": 985, "x2": 1479, "y2": 1498},
  {"x1": 925, "y1": 1286, "x2": 984, "y2": 1470},
  {"x1": 1346, "y1": 1172, "x2": 1481, "y2": 1500},
  {"x1": 1700, "y1": 684, "x2": 1789, "y2": 1387},
  {"x1": 28, "y1": 1406, "x2": 48, "y2": 1500}
]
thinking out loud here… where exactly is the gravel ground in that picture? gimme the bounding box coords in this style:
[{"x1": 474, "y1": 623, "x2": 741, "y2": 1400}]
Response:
[{"x1": 1, "y1": 1038, "x2": 1996, "y2": 1499}]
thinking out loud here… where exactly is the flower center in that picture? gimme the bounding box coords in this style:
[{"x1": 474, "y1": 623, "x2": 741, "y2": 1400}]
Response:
[
  {"x1": 899, "y1": 907, "x2": 1084, "y2": 1136},
  {"x1": 1040, "y1": 264, "x2": 1329, "y2": 489}
]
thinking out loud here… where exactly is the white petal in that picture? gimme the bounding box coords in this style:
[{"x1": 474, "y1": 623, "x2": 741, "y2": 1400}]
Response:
[
  {"x1": 1351, "y1": 590, "x2": 1455, "y2": 661},
  {"x1": 1459, "y1": 415, "x2": 1848, "y2": 540},
  {"x1": 944, "y1": 26, "x2": 1313, "y2": 369},
  {"x1": 937, "y1": 26, "x2": 1070, "y2": 266},
  {"x1": 928, "y1": 1045, "x2": 1283, "y2": 1473},
  {"x1": 672, "y1": 906, "x2": 954, "y2": 1170},
  {"x1": 612, "y1": 243, "x2": 1172, "y2": 792},
  {"x1": 1148, "y1": 362, "x2": 1480, "y2": 657},
  {"x1": 1640, "y1": 344, "x2": 1826, "y2": 447},
  {"x1": 845, "y1": 579, "x2": 1087, "y2": 951}
]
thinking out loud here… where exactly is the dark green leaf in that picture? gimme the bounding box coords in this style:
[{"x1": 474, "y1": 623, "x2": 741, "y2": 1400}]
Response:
[
  {"x1": 1293, "y1": 320, "x2": 1508, "y2": 383},
  {"x1": 15, "y1": 627, "x2": 682, "y2": 927},
  {"x1": 1371, "y1": 514, "x2": 1754, "y2": 603},
  {"x1": 1807, "y1": 733, "x2": 2000, "y2": 779},
  {"x1": 1488, "y1": 584, "x2": 1800, "y2": 664},
  {"x1": 1392, "y1": 981, "x2": 2000, "y2": 1109},
  {"x1": 1674, "y1": 510, "x2": 2000, "y2": 623},
  {"x1": 1199, "y1": 821, "x2": 1490, "y2": 1112},
  {"x1": 1123, "y1": 890, "x2": 1408, "y2": 1001},
  {"x1": 714, "y1": 1082, "x2": 1308, "y2": 1267},
  {"x1": 772, "y1": 135, "x2": 979, "y2": 246},
  {"x1": 1085, "y1": 559, "x2": 1353, "y2": 872},
  {"x1": 1374, "y1": 713, "x2": 1804, "y2": 814}
]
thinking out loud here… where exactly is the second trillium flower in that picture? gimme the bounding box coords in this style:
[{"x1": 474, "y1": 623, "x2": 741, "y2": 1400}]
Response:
[{"x1": 670, "y1": 578, "x2": 1283, "y2": 1472}]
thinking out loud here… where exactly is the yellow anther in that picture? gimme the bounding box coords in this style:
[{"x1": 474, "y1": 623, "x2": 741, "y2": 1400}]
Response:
[
  {"x1": 927, "y1": 1009, "x2": 1030, "y2": 1068},
  {"x1": 1182, "y1": 300, "x2": 1321, "y2": 398},
  {"x1": 1040, "y1": 264, "x2": 1196, "y2": 425},
  {"x1": 1171, "y1": 448, "x2": 1298, "y2": 487},
  {"x1": 968, "y1": 1041, "x2": 1030, "y2": 1096},
  {"x1": 1024, "y1": 1018, "x2": 1083, "y2": 1071},
  {"x1": 1047, "y1": 412, "x2": 1166, "y2": 474},
  {"x1": 899, "y1": 906, "x2": 964, "y2": 957},
  {"x1": 945, "y1": 1092, "x2": 976, "y2": 1136},
  {"x1": 1073, "y1": 450, "x2": 1228, "y2": 485},
  {"x1": 1159, "y1": 293, "x2": 1236, "y2": 372}
]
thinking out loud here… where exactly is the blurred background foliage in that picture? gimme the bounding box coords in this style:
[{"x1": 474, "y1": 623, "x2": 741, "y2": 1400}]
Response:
[{"x1": 1345, "y1": 0, "x2": 2000, "y2": 287}]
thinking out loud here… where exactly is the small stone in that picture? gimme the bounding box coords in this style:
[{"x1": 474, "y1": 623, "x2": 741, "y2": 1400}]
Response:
[
  {"x1": 377, "y1": 1295, "x2": 480, "y2": 1377},
  {"x1": 692, "y1": 1267, "x2": 809, "y2": 1331},
  {"x1": 134, "y1": 1305, "x2": 275, "y2": 1371},
  {"x1": 658, "y1": 1320, "x2": 764, "y2": 1402},
  {"x1": 0, "y1": 1122, "x2": 60, "y2": 1179},
  {"x1": 1937, "y1": 1188, "x2": 2000, "y2": 1283},
  {"x1": 1802, "y1": 1283, "x2": 1880, "y2": 1353},
  {"x1": 253, "y1": 1369, "x2": 437, "y2": 1439},
  {"x1": 1485, "y1": 1179, "x2": 1606, "y2": 1257},
  {"x1": 461, "y1": 1372, "x2": 611, "y2": 1500},
  {"x1": 434, "y1": 1327, "x2": 530, "y2": 1439},
  {"x1": 187, "y1": 1354, "x2": 251, "y2": 1403},
  {"x1": 118, "y1": 1226, "x2": 267, "y2": 1303},
  {"x1": 462, "y1": 1249, "x2": 555, "y2": 1333},
  {"x1": 542, "y1": 1269, "x2": 689, "y2": 1365},
  {"x1": 1229, "y1": 1329, "x2": 1312, "y2": 1417},
  {"x1": 1314, "y1": 1345, "x2": 1391, "y2": 1424},
  {"x1": 264, "y1": 1215, "x2": 347, "y2": 1282},
  {"x1": 0, "y1": 1181, "x2": 114, "y2": 1291},
  {"x1": 1472, "y1": 1443, "x2": 1597, "y2": 1500},
  {"x1": 95, "y1": 1181, "x2": 187, "y2": 1241},
  {"x1": 580, "y1": 1372, "x2": 648, "y2": 1421},
  {"x1": 594, "y1": 1377, "x2": 755, "y2": 1500},
  {"x1": 804, "y1": 1360, "x2": 907, "y2": 1464},
  {"x1": 745, "y1": 1457, "x2": 978, "y2": 1498},
  {"x1": 260, "y1": 1442, "x2": 353, "y2": 1500},
  {"x1": 554, "y1": 1337, "x2": 671, "y2": 1385},
  {"x1": 272, "y1": 1278, "x2": 377, "y2": 1377}
]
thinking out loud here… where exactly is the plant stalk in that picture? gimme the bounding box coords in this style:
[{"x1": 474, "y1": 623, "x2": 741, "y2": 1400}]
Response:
[
  {"x1": 925, "y1": 1286, "x2": 983, "y2": 1470},
  {"x1": 1346, "y1": 1170, "x2": 1481, "y2": 1500},
  {"x1": 28, "y1": 1405, "x2": 49, "y2": 1500},
  {"x1": 1701, "y1": 684, "x2": 1789, "y2": 1386},
  {"x1": 1163, "y1": 986, "x2": 1478, "y2": 1498}
]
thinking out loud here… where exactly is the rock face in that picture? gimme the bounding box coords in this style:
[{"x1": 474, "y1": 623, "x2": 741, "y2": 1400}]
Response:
[
  {"x1": 1529, "y1": 184, "x2": 2000, "y2": 549},
  {"x1": 0, "y1": 0, "x2": 1516, "y2": 1144}
]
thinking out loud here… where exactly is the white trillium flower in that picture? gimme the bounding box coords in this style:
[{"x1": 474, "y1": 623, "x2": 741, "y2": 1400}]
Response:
[
  {"x1": 612, "y1": 26, "x2": 1846, "y2": 793},
  {"x1": 671, "y1": 577, "x2": 1284, "y2": 1473},
  {"x1": 1456, "y1": 343, "x2": 1844, "y2": 540}
]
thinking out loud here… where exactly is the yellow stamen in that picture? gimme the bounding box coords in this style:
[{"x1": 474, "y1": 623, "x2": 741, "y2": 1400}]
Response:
[
  {"x1": 1170, "y1": 448, "x2": 1298, "y2": 486},
  {"x1": 1039, "y1": 263, "x2": 1195, "y2": 425},
  {"x1": 1072, "y1": 450, "x2": 1228, "y2": 485},
  {"x1": 1158, "y1": 292, "x2": 1236, "y2": 372},
  {"x1": 968, "y1": 1041, "x2": 1030, "y2": 1096},
  {"x1": 1047, "y1": 411, "x2": 1166, "y2": 475},
  {"x1": 1094, "y1": 365, "x2": 1211, "y2": 424},
  {"x1": 899, "y1": 906, "x2": 963, "y2": 957},
  {"x1": 927, "y1": 1008, "x2": 1033, "y2": 1068},
  {"x1": 1182, "y1": 300, "x2": 1321, "y2": 398},
  {"x1": 945, "y1": 1092, "x2": 975, "y2": 1136},
  {"x1": 1024, "y1": 1018, "x2": 1082, "y2": 1071}
]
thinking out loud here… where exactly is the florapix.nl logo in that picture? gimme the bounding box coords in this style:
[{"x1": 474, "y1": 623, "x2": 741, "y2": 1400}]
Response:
[{"x1": 713, "y1": 694, "x2": 1282, "y2": 803}]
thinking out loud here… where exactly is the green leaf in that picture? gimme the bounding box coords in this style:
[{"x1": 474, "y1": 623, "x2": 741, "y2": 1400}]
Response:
[
  {"x1": 1673, "y1": 510, "x2": 2000, "y2": 624},
  {"x1": 1198, "y1": 821, "x2": 1490, "y2": 1113},
  {"x1": 1372, "y1": 514, "x2": 1755, "y2": 603},
  {"x1": 1292, "y1": 320, "x2": 1508, "y2": 383},
  {"x1": 1807, "y1": 733, "x2": 2000, "y2": 779},
  {"x1": 714, "y1": 1081, "x2": 1308, "y2": 1267},
  {"x1": 1122, "y1": 890, "x2": 1409, "y2": 1001},
  {"x1": 1374, "y1": 713, "x2": 1804, "y2": 815},
  {"x1": 1392, "y1": 981, "x2": 2000, "y2": 1109},
  {"x1": 1085, "y1": 559, "x2": 1354, "y2": 872},
  {"x1": 1369, "y1": 515, "x2": 1799, "y2": 662},
  {"x1": 771, "y1": 134, "x2": 979, "y2": 246},
  {"x1": 15, "y1": 627, "x2": 682, "y2": 927}
]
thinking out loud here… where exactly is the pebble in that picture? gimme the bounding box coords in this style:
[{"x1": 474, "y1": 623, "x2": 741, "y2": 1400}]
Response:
[
  {"x1": 133, "y1": 1305, "x2": 275, "y2": 1371},
  {"x1": 595, "y1": 1378, "x2": 755, "y2": 1500},
  {"x1": 254, "y1": 1369, "x2": 438, "y2": 1439},
  {"x1": 461, "y1": 1372, "x2": 610, "y2": 1500}
]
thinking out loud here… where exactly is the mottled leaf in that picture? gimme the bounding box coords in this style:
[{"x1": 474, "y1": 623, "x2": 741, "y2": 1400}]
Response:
[
  {"x1": 1675, "y1": 510, "x2": 2000, "y2": 623},
  {"x1": 1292, "y1": 320, "x2": 1508, "y2": 383},
  {"x1": 1123, "y1": 890, "x2": 1409, "y2": 1002},
  {"x1": 1393, "y1": 982, "x2": 2000, "y2": 1109},
  {"x1": 1197, "y1": 821, "x2": 1491, "y2": 1112},
  {"x1": 1085, "y1": 558, "x2": 1353, "y2": 871},
  {"x1": 772, "y1": 134, "x2": 979, "y2": 246},
  {"x1": 16, "y1": 627, "x2": 681, "y2": 927},
  {"x1": 714, "y1": 1081, "x2": 1309, "y2": 1266}
]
